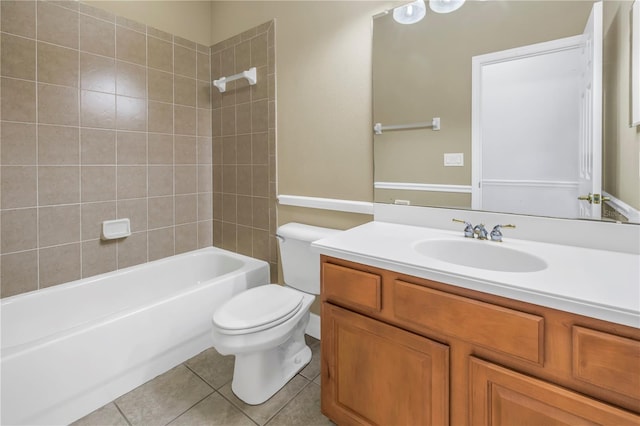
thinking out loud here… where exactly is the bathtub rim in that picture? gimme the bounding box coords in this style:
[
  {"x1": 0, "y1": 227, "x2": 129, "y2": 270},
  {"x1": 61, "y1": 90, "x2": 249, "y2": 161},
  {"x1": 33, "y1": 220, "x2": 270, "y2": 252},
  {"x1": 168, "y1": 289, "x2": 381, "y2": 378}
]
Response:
[{"x1": 1, "y1": 246, "x2": 270, "y2": 358}]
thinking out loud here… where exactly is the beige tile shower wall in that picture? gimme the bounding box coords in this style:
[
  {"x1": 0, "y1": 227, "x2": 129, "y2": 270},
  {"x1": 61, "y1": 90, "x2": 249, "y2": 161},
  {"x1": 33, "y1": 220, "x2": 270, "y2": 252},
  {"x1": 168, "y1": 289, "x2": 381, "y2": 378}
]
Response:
[
  {"x1": 0, "y1": 1, "x2": 212, "y2": 298},
  {"x1": 210, "y1": 21, "x2": 277, "y2": 281}
]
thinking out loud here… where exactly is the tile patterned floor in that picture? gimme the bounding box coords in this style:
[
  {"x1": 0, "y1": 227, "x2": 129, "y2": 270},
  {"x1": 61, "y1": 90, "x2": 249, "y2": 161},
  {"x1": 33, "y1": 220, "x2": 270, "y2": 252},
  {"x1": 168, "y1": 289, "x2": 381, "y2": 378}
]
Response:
[{"x1": 73, "y1": 337, "x2": 334, "y2": 426}]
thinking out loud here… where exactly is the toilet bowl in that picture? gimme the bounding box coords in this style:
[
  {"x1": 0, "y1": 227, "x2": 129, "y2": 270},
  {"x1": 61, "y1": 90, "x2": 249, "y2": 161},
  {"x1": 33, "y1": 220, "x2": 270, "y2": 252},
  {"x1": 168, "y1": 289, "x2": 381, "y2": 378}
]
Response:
[{"x1": 211, "y1": 223, "x2": 340, "y2": 405}]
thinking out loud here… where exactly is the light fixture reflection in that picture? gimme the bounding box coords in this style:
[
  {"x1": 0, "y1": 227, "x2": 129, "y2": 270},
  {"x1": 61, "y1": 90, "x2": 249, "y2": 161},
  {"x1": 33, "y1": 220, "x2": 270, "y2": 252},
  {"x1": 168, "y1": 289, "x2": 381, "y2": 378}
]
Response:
[
  {"x1": 393, "y1": 0, "x2": 427, "y2": 25},
  {"x1": 429, "y1": 0, "x2": 466, "y2": 14}
]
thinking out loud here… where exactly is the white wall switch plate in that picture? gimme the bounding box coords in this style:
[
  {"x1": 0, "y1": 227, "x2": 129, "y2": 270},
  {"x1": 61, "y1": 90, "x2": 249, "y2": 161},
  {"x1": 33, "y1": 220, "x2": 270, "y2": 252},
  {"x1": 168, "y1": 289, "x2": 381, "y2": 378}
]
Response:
[{"x1": 444, "y1": 153, "x2": 464, "y2": 166}]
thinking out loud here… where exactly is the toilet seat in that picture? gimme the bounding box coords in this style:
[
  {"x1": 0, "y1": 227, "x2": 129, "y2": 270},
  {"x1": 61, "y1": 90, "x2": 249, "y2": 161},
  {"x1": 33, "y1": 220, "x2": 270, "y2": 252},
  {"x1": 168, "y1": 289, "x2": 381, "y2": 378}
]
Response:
[{"x1": 213, "y1": 285, "x2": 304, "y2": 335}]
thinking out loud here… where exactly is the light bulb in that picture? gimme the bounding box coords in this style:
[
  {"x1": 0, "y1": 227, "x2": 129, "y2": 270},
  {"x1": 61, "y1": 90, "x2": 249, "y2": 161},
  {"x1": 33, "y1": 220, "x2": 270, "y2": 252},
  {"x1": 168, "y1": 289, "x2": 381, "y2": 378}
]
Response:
[
  {"x1": 429, "y1": 0, "x2": 465, "y2": 14},
  {"x1": 393, "y1": 0, "x2": 427, "y2": 25}
]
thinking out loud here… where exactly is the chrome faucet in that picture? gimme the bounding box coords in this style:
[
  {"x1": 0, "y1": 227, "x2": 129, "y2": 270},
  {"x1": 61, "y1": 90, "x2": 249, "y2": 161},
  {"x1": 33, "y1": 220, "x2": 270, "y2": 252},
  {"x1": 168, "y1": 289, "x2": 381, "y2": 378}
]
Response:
[
  {"x1": 490, "y1": 224, "x2": 516, "y2": 242},
  {"x1": 452, "y1": 219, "x2": 474, "y2": 238},
  {"x1": 473, "y1": 224, "x2": 488, "y2": 240},
  {"x1": 453, "y1": 219, "x2": 516, "y2": 241}
]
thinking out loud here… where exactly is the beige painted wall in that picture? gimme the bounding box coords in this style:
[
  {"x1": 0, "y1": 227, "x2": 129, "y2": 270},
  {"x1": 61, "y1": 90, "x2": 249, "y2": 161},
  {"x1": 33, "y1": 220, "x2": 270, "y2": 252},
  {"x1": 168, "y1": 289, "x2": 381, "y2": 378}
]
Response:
[
  {"x1": 211, "y1": 1, "x2": 395, "y2": 231},
  {"x1": 88, "y1": 0, "x2": 212, "y2": 45}
]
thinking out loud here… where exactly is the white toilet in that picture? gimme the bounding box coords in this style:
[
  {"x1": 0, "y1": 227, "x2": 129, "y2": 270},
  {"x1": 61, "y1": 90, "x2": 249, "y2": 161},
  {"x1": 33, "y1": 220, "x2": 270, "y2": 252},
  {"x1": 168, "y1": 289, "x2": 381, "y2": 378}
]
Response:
[{"x1": 211, "y1": 222, "x2": 340, "y2": 405}]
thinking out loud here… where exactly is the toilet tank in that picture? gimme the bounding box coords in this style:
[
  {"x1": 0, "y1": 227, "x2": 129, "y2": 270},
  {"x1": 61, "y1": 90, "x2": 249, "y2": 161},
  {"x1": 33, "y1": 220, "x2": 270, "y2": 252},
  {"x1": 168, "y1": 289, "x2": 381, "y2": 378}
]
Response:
[{"x1": 277, "y1": 223, "x2": 341, "y2": 295}]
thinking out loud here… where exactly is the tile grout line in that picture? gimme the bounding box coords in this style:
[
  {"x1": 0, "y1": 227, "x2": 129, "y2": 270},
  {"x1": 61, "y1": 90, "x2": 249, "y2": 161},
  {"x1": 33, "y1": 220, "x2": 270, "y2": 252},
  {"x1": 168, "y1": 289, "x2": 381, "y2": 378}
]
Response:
[
  {"x1": 77, "y1": 0, "x2": 83, "y2": 281},
  {"x1": 159, "y1": 379, "x2": 216, "y2": 426},
  {"x1": 205, "y1": 389, "x2": 260, "y2": 426},
  {"x1": 112, "y1": 400, "x2": 133, "y2": 426},
  {"x1": 262, "y1": 374, "x2": 314, "y2": 426},
  {"x1": 34, "y1": 0, "x2": 40, "y2": 290},
  {"x1": 182, "y1": 359, "x2": 221, "y2": 390},
  {"x1": 144, "y1": 18, "x2": 150, "y2": 265},
  {"x1": 171, "y1": 31, "x2": 176, "y2": 258},
  {"x1": 113, "y1": 8, "x2": 121, "y2": 269},
  {"x1": 181, "y1": 355, "x2": 312, "y2": 426},
  {"x1": 211, "y1": 384, "x2": 264, "y2": 426},
  {"x1": 194, "y1": 39, "x2": 199, "y2": 249}
]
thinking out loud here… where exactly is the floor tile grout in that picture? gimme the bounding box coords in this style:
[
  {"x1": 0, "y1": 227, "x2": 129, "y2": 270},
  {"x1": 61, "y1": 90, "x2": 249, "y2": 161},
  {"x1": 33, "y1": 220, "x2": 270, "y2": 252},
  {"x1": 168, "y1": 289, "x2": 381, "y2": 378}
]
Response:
[
  {"x1": 114, "y1": 402, "x2": 133, "y2": 426},
  {"x1": 263, "y1": 376, "x2": 314, "y2": 426},
  {"x1": 219, "y1": 373, "x2": 313, "y2": 426},
  {"x1": 162, "y1": 385, "x2": 216, "y2": 426},
  {"x1": 183, "y1": 361, "x2": 226, "y2": 390}
]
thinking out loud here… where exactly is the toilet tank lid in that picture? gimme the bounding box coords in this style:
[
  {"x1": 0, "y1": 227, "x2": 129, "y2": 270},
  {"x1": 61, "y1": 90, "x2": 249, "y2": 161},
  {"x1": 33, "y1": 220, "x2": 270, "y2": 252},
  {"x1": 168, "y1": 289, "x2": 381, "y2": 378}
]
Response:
[{"x1": 276, "y1": 222, "x2": 341, "y2": 242}]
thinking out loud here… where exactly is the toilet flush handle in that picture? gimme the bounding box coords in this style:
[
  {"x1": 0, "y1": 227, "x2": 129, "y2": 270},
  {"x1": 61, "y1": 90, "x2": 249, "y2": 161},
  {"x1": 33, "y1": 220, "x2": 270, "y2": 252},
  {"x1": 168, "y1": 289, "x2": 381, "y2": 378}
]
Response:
[{"x1": 276, "y1": 234, "x2": 285, "y2": 242}]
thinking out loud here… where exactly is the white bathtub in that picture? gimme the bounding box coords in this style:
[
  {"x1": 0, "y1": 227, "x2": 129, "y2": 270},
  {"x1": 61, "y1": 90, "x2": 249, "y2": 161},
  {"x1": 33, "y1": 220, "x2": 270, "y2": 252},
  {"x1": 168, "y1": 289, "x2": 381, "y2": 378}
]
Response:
[{"x1": 0, "y1": 247, "x2": 270, "y2": 425}]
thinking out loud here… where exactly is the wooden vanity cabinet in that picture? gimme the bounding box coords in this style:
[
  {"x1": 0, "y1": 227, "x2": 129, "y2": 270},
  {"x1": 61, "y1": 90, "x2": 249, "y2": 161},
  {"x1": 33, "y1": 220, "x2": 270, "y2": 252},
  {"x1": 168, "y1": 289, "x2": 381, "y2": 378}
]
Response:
[{"x1": 320, "y1": 256, "x2": 640, "y2": 426}]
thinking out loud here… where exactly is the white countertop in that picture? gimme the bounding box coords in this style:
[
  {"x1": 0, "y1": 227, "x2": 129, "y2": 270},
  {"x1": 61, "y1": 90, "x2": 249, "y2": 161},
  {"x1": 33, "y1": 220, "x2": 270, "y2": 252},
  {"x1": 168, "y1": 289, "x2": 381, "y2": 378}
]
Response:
[{"x1": 312, "y1": 221, "x2": 640, "y2": 329}]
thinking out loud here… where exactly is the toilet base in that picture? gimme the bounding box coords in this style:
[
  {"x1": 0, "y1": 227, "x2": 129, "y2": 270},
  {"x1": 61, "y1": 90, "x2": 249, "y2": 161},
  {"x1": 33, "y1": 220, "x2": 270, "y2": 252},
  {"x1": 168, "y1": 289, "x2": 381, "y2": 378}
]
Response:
[{"x1": 230, "y1": 314, "x2": 312, "y2": 405}]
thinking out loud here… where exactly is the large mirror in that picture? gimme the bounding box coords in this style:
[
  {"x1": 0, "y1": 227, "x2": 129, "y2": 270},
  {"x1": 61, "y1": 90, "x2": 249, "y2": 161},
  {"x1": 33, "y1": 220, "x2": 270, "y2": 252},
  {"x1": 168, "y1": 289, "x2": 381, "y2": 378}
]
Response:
[{"x1": 373, "y1": 0, "x2": 640, "y2": 224}]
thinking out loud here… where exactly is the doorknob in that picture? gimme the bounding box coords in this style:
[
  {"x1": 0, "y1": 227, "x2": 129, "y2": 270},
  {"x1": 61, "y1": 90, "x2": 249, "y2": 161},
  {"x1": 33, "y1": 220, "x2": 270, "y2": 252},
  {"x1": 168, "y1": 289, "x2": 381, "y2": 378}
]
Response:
[
  {"x1": 592, "y1": 194, "x2": 610, "y2": 204},
  {"x1": 578, "y1": 193, "x2": 610, "y2": 204},
  {"x1": 578, "y1": 193, "x2": 593, "y2": 203}
]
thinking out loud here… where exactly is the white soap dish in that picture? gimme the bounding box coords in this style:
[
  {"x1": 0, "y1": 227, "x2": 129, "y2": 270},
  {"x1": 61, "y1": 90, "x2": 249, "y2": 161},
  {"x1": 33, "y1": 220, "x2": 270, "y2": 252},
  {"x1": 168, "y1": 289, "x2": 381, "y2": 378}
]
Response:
[{"x1": 101, "y1": 218, "x2": 131, "y2": 240}]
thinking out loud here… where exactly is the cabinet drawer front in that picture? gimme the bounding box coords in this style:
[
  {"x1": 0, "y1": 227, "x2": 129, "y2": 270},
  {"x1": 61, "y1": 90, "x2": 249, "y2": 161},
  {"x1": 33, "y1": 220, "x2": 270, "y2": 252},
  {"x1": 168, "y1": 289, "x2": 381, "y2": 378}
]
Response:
[
  {"x1": 322, "y1": 263, "x2": 382, "y2": 312},
  {"x1": 394, "y1": 280, "x2": 544, "y2": 364},
  {"x1": 572, "y1": 326, "x2": 640, "y2": 402}
]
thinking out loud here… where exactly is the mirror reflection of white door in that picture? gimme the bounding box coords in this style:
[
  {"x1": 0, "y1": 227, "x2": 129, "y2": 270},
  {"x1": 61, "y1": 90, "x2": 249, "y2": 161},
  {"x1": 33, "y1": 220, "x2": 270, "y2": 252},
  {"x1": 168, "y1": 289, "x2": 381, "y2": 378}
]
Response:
[
  {"x1": 578, "y1": 1, "x2": 603, "y2": 219},
  {"x1": 472, "y1": 1, "x2": 602, "y2": 219}
]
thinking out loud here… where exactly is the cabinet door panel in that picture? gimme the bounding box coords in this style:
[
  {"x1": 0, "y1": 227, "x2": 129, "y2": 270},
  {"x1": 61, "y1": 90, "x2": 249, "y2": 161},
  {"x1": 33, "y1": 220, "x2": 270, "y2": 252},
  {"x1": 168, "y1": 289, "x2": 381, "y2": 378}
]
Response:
[
  {"x1": 470, "y1": 357, "x2": 640, "y2": 426},
  {"x1": 322, "y1": 303, "x2": 449, "y2": 426}
]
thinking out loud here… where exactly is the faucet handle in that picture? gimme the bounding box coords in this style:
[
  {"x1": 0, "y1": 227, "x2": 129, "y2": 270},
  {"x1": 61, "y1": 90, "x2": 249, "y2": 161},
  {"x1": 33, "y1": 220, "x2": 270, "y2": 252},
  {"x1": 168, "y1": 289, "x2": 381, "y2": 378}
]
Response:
[
  {"x1": 490, "y1": 224, "x2": 516, "y2": 242},
  {"x1": 452, "y1": 218, "x2": 474, "y2": 238},
  {"x1": 498, "y1": 224, "x2": 516, "y2": 229}
]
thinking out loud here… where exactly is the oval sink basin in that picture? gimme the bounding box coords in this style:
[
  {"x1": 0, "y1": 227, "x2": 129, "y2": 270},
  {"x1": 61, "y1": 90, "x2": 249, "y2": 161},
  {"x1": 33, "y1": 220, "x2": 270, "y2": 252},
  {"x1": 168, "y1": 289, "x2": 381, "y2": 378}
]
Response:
[{"x1": 413, "y1": 239, "x2": 547, "y2": 273}]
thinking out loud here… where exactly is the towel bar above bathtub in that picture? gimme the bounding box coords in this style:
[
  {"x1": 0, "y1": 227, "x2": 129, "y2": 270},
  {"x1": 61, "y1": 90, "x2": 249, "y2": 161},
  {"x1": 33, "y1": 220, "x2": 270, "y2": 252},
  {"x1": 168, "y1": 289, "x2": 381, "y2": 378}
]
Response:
[{"x1": 213, "y1": 67, "x2": 257, "y2": 93}]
